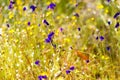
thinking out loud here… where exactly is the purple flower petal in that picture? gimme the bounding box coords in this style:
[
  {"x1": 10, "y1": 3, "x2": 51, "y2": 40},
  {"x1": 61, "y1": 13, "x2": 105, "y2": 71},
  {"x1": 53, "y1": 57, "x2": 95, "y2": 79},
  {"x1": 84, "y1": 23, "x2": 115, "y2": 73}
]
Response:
[
  {"x1": 45, "y1": 38, "x2": 51, "y2": 43},
  {"x1": 78, "y1": 27, "x2": 81, "y2": 31},
  {"x1": 28, "y1": 22, "x2": 31, "y2": 26},
  {"x1": 48, "y1": 32, "x2": 54, "y2": 39},
  {"x1": 7, "y1": 24, "x2": 10, "y2": 28},
  {"x1": 43, "y1": 19, "x2": 49, "y2": 25},
  {"x1": 10, "y1": 1, "x2": 15, "y2": 4},
  {"x1": 47, "y1": 3, "x2": 56, "y2": 9},
  {"x1": 35, "y1": 60, "x2": 40, "y2": 65},
  {"x1": 107, "y1": 0, "x2": 111, "y2": 2},
  {"x1": 66, "y1": 70, "x2": 70, "y2": 74},
  {"x1": 86, "y1": 60, "x2": 90, "y2": 63},
  {"x1": 41, "y1": 75, "x2": 47, "y2": 79},
  {"x1": 38, "y1": 76, "x2": 42, "y2": 80},
  {"x1": 70, "y1": 66, "x2": 75, "y2": 70},
  {"x1": 8, "y1": 4, "x2": 13, "y2": 9},
  {"x1": 60, "y1": 27, "x2": 63, "y2": 32},
  {"x1": 106, "y1": 46, "x2": 110, "y2": 51},
  {"x1": 100, "y1": 36, "x2": 104, "y2": 41},
  {"x1": 74, "y1": 13, "x2": 79, "y2": 17},
  {"x1": 115, "y1": 22, "x2": 119, "y2": 28},
  {"x1": 96, "y1": 36, "x2": 99, "y2": 40},
  {"x1": 114, "y1": 12, "x2": 120, "y2": 19},
  {"x1": 108, "y1": 21, "x2": 111, "y2": 25},
  {"x1": 23, "y1": 7, "x2": 26, "y2": 11},
  {"x1": 30, "y1": 5, "x2": 36, "y2": 12}
]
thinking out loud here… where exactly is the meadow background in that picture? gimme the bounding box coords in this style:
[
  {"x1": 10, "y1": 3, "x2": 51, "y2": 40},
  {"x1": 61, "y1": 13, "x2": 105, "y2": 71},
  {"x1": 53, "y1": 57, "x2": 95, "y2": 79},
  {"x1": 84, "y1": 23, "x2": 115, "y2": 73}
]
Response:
[{"x1": 0, "y1": 0, "x2": 120, "y2": 80}]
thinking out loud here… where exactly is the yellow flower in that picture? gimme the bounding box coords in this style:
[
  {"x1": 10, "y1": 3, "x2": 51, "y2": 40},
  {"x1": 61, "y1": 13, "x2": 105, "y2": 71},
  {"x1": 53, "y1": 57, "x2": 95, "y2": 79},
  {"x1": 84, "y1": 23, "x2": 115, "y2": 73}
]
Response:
[
  {"x1": 71, "y1": 16, "x2": 76, "y2": 20},
  {"x1": 97, "y1": 4, "x2": 104, "y2": 9},
  {"x1": 9, "y1": 12, "x2": 14, "y2": 19},
  {"x1": 46, "y1": 11, "x2": 52, "y2": 16},
  {"x1": 16, "y1": 0, "x2": 22, "y2": 5},
  {"x1": 91, "y1": 17, "x2": 94, "y2": 21},
  {"x1": 64, "y1": 38, "x2": 70, "y2": 43},
  {"x1": 9, "y1": 29, "x2": 15, "y2": 33},
  {"x1": 105, "y1": 9, "x2": 109, "y2": 14}
]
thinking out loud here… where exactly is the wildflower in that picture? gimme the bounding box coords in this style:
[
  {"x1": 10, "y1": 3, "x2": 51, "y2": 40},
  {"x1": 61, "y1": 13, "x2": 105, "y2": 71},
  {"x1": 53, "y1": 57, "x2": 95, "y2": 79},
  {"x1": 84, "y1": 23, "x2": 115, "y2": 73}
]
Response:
[
  {"x1": 35, "y1": 60, "x2": 40, "y2": 65},
  {"x1": 115, "y1": 22, "x2": 119, "y2": 28},
  {"x1": 60, "y1": 27, "x2": 63, "y2": 32},
  {"x1": 7, "y1": 23, "x2": 10, "y2": 28},
  {"x1": 96, "y1": 36, "x2": 99, "y2": 40},
  {"x1": 45, "y1": 32, "x2": 54, "y2": 43},
  {"x1": 70, "y1": 66, "x2": 75, "y2": 71},
  {"x1": 43, "y1": 19, "x2": 49, "y2": 25},
  {"x1": 48, "y1": 32, "x2": 54, "y2": 39},
  {"x1": 8, "y1": 4, "x2": 13, "y2": 9},
  {"x1": 41, "y1": 75, "x2": 47, "y2": 79},
  {"x1": 38, "y1": 76, "x2": 42, "y2": 80},
  {"x1": 86, "y1": 60, "x2": 90, "y2": 63},
  {"x1": 30, "y1": 5, "x2": 36, "y2": 12},
  {"x1": 108, "y1": 21, "x2": 111, "y2": 25},
  {"x1": 45, "y1": 38, "x2": 51, "y2": 43},
  {"x1": 10, "y1": 1, "x2": 15, "y2": 4},
  {"x1": 113, "y1": 12, "x2": 120, "y2": 19},
  {"x1": 38, "y1": 24, "x2": 40, "y2": 27},
  {"x1": 47, "y1": 3, "x2": 56, "y2": 10},
  {"x1": 106, "y1": 46, "x2": 110, "y2": 51},
  {"x1": 23, "y1": 7, "x2": 26, "y2": 11},
  {"x1": 66, "y1": 70, "x2": 70, "y2": 74},
  {"x1": 74, "y1": 13, "x2": 79, "y2": 17},
  {"x1": 100, "y1": 36, "x2": 104, "y2": 41},
  {"x1": 107, "y1": 0, "x2": 111, "y2": 2},
  {"x1": 78, "y1": 27, "x2": 81, "y2": 31},
  {"x1": 28, "y1": 22, "x2": 30, "y2": 26},
  {"x1": 8, "y1": 1, "x2": 15, "y2": 9},
  {"x1": 75, "y1": 3, "x2": 79, "y2": 7}
]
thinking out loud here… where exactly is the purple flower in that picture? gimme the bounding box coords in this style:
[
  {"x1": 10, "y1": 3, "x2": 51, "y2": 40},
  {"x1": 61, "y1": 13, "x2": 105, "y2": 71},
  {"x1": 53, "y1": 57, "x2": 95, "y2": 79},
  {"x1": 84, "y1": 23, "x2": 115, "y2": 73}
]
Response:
[
  {"x1": 30, "y1": 5, "x2": 36, "y2": 12},
  {"x1": 38, "y1": 76, "x2": 42, "y2": 80},
  {"x1": 86, "y1": 60, "x2": 90, "y2": 63},
  {"x1": 70, "y1": 66, "x2": 75, "y2": 70},
  {"x1": 47, "y1": 3, "x2": 56, "y2": 10},
  {"x1": 45, "y1": 38, "x2": 51, "y2": 43},
  {"x1": 38, "y1": 24, "x2": 40, "y2": 27},
  {"x1": 41, "y1": 75, "x2": 47, "y2": 79},
  {"x1": 75, "y1": 3, "x2": 79, "y2": 7},
  {"x1": 108, "y1": 21, "x2": 111, "y2": 25},
  {"x1": 100, "y1": 36, "x2": 104, "y2": 41},
  {"x1": 23, "y1": 7, "x2": 26, "y2": 11},
  {"x1": 8, "y1": 4, "x2": 13, "y2": 9},
  {"x1": 43, "y1": 19, "x2": 49, "y2": 25},
  {"x1": 78, "y1": 27, "x2": 81, "y2": 31},
  {"x1": 96, "y1": 36, "x2": 99, "y2": 40},
  {"x1": 35, "y1": 60, "x2": 40, "y2": 65},
  {"x1": 7, "y1": 24, "x2": 10, "y2": 28},
  {"x1": 107, "y1": 0, "x2": 111, "y2": 2},
  {"x1": 66, "y1": 70, "x2": 70, "y2": 74},
  {"x1": 10, "y1": 1, "x2": 15, "y2": 4},
  {"x1": 60, "y1": 27, "x2": 63, "y2": 32},
  {"x1": 74, "y1": 13, "x2": 79, "y2": 17},
  {"x1": 114, "y1": 12, "x2": 120, "y2": 19},
  {"x1": 48, "y1": 32, "x2": 54, "y2": 39},
  {"x1": 45, "y1": 32, "x2": 54, "y2": 43},
  {"x1": 115, "y1": 22, "x2": 119, "y2": 28},
  {"x1": 8, "y1": 1, "x2": 15, "y2": 9},
  {"x1": 28, "y1": 22, "x2": 31, "y2": 26},
  {"x1": 106, "y1": 46, "x2": 110, "y2": 51}
]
